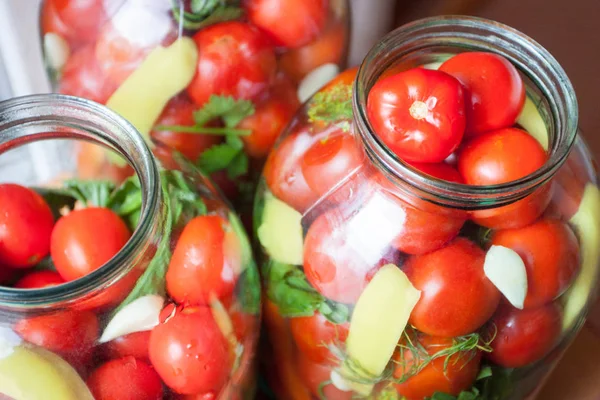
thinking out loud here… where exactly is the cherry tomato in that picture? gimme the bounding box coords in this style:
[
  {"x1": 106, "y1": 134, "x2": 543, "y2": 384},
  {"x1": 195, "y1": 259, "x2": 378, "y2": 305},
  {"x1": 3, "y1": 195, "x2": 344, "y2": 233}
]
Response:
[
  {"x1": 186, "y1": 22, "x2": 276, "y2": 106},
  {"x1": 59, "y1": 45, "x2": 118, "y2": 105},
  {"x1": 487, "y1": 302, "x2": 562, "y2": 368},
  {"x1": 41, "y1": 0, "x2": 107, "y2": 48},
  {"x1": 491, "y1": 219, "x2": 580, "y2": 308},
  {"x1": 367, "y1": 68, "x2": 466, "y2": 163},
  {"x1": 297, "y1": 354, "x2": 353, "y2": 400},
  {"x1": 0, "y1": 184, "x2": 54, "y2": 268},
  {"x1": 408, "y1": 162, "x2": 464, "y2": 183},
  {"x1": 51, "y1": 207, "x2": 131, "y2": 281},
  {"x1": 104, "y1": 331, "x2": 152, "y2": 362},
  {"x1": 87, "y1": 357, "x2": 163, "y2": 400},
  {"x1": 149, "y1": 307, "x2": 231, "y2": 395},
  {"x1": 393, "y1": 334, "x2": 482, "y2": 399},
  {"x1": 245, "y1": 0, "x2": 329, "y2": 49},
  {"x1": 301, "y1": 130, "x2": 363, "y2": 198},
  {"x1": 166, "y1": 215, "x2": 241, "y2": 305},
  {"x1": 290, "y1": 312, "x2": 349, "y2": 365},
  {"x1": 14, "y1": 270, "x2": 64, "y2": 289},
  {"x1": 440, "y1": 52, "x2": 525, "y2": 135},
  {"x1": 403, "y1": 237, "x2": 501, "y2": 337}
]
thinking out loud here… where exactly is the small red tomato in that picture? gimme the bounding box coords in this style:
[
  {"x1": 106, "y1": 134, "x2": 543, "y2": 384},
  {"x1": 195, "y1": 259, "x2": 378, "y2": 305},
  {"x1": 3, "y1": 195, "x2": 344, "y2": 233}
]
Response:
[
  {"x1": 403, "y1": 237, "x2": 501, "y2": 337},
  {"x1": 488, "y1": 302, "x2": 562, "y2": 368},
  {"x1": 290, "y1": 312, "x2": 349, "y2": 365},
  {"x1": 187, "y1": 22, "x2": 276, "y2": 106},
  {"x1": 149, "y1": 307, "x2": 231, "y2": 395},
  {"x1": 491, "y1": 219, "x2": 580, "y2": 308},
  {"x1": 41, "y1": 0, "x2": 107, "y2": 48},
  {"x1": 51, "y1": 207, "x2": 131, "y2": 281},
  {"x1": 408, "y1": 162, "x2": 464, "y2": 183},
  {"x1": 166, "y1": 215, "x2": 241, "y2": 305},
  {"x1": 393, "y1": 334, "x2": 482, "y2": 399},
  {"x1": 440, "y1": 52, "x2": 525, "y2": 135},
  {"x1": 14, "y1": 270, "x2": 64, "y2": 289},
  {"x1": 458, "y1": 127, "x2": 547, "y2": 185},
  {"x1": 367, "y1": 68, "x2": 466, "y2": 163},
  {"x1": 104, "y1": 331, "x2": 152, "y2": 362},
  {"x1": 87, "y1": 357, "x2": 164, "y2": 400},
  {"x1": 297, "y1": 354, "x2": 353, "y2": 400},
  {"x1": 0, "y1": 184, "x2": 54, "y2": 268},
  {"x1": 245, "y1": 0, "x2": 329, "y2": 49}
]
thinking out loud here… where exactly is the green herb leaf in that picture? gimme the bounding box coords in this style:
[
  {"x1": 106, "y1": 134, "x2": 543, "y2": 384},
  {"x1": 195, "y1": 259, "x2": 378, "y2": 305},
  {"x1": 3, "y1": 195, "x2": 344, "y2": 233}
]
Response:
[
  {"x1": 153, "y1": 125, "x2": 251, "y2": 136},
  {"x1": 319, "y1": 301, "x2": 350, "y2": 325},
  {"x1": 460, "y1": 221, "x2": 493, "y2": 249},
  {"x1": 229, "y1": 211, "x2": 260, "y2": 313},
  {"x1": 62, "y1": 179, "x2": 116, "y2": 207},
  {"x1": 308, "y1": 83, "x2": 353, "y2": 125},
  {"x1": 198, "y1": 143, "x2": 242, "y2": 173},
  {"x1": 227, "y1": 152, "x2": 249, "y2": 179},
  {"x1": 190, "y1": 0, "x2": 220, "y2": 15},
  {"x1": 194, "y1": 95, "x2": 255, "y2": 127},
  {"x1": 476, "y1": 366, "x2": 493, "y2": 380},
  {"x1": 34, "y1": 187, "x2": 77, "y2": 219},
  {"x1": 190, "y1": 6, "x2": 244, "y2": 30}
]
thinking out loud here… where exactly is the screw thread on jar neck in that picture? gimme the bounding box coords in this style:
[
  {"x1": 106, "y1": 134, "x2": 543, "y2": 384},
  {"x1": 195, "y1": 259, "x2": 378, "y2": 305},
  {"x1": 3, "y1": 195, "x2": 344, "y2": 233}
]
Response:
[
  {"x1": 353, "y1": 15, "x2": 578, "y2": 209},
  {"x1": 0, "y1": 94, "x2": 161, "y2": 309}
]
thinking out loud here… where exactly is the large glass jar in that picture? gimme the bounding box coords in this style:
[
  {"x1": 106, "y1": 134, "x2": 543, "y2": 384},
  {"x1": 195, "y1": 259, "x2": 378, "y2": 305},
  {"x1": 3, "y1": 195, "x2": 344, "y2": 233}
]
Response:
[
  {"x1": 254, "y1": 16, "x2": 599, "y2": 400},
  {"x1": 39, "y1": 0, "x2": 350, "y2": 216},
  {"x1": 0, "y1": 94, "x2": 260, "y2": 399}
]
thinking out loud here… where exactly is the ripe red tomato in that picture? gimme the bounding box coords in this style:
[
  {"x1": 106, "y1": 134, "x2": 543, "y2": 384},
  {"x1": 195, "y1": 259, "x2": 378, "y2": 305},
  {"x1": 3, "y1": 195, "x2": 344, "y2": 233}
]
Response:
[
  {"x1": 14, "y1": 270, "x2": 64, "y2": 289},
  {"x1": 491, "y1": 219, "x2": 580, "y2": 308},
  {"x1": 149, "y1": 307, "x2": 231, "y2": 394},
  {"x1": 59, "y1": 45, "x2": 118, "y2": 105},
  {"x1": 403, "y1": 237, "x2": 501, "y2": 337},
  {"x1": 87, "y1": 357, "x2": 164, "y2": 400},
  {"x1": 487, "y1": 302, "x2": 562, "y2": 368},
  {"x1": 41, "y1": 0, "x2": 107, "y2": 48},
  {"x1": 166, "y1": 215, "x2": 241, "y2": 305},
  {"x1": 186, "y1": 22, "x2": 276, "y2": 106},
  {"x1": 297, "y1": 354, "x2": 353, "y2": 400},
  {"x1": 290, "y1": 312, "x2": 349, "y2": 365},
  {"x1": 0, "y1": 184, "x2": 54, "y2": 268},
  {"x1": 245, "y1": 0, "x2": 329, "y2": 49},
  {"x1": 393, "y1": 334, "x2": 482, "y2": 399},
  {"x1": 50, "y1": 207, "x2": 131, "y2": 281},
  {"x1": 104, "y1": 331, "x2": 152, "y2": 362},
  {"x1": 440, "y1": 52, "x2": 525, "y2": 135},
  {"x1": 367, "y1": 68, "x2": 466, "y2": 163},
  {"x1": 408, "y1": 162, "x2": 464, "y2": 183}
]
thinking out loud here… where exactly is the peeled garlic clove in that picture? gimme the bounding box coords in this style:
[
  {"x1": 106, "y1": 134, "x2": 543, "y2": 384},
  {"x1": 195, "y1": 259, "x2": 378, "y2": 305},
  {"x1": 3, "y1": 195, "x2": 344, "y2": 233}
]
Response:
[
  {"x1": 99, "y1": 294, "x2": 164, "y2": 343},
  {"x1": 298, "y1": 63, "x2": 340, "y2": 103},
  {"x1": 484, "y1": 245, "x2": 528, "y2": 309},
  {"x1": 330, "y1": 370, "x2": 352, "y2": 392},
  {"x1": 44, "y1": 33, "x2": 70, "y2": 72}
]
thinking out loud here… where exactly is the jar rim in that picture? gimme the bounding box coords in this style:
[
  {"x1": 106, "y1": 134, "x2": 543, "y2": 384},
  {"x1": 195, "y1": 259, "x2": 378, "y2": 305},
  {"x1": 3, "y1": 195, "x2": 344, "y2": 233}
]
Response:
[
  {"x1": 354, "y1": 15, "x2": 578, "y2": 209},
  {"x1": 0, "y1": 94, "x2": 161, "y2": 309}
]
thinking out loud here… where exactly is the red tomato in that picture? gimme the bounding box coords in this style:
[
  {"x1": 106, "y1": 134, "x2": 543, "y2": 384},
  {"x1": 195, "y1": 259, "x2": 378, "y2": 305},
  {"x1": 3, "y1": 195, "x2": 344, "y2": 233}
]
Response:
[
  {"x1": 0, "y1": 184, "x2": 54, "y2": 268},
  {"x1": 104, "y1": 331, "x2": 152, "y2": 361},
  {"x1": 487, "y1": 302, "x2": 562, "y2": 368},
  {"x1": 297, "y1": 354, "x2": 353, "y2": 400},
  {"x1": 408, "y1": 162, "x2": 464, "y2": 183},
  {"x1": 149, "y1": 307, "x2": 231, "y2": 395},
  {"x1": 209, "y1": 170, "x2": 240, "y2": 201},
  {"x1": 393, "y1": 334, "x2": 482, "y2": 399},
  {"x1": 491, "y1": 219, "x2": 580, "y2": 308},
  {"x1": 290, "y1": 312, "x2": 349, "y2": 365},
  {"x1": 245, "y1": 0, "x2": 329, "y2": 49},
  {"x1": 166, "y1": 215, "x2": 241, "y2": 305},
  {"x1": 59, "y1": 45, "x2": 118, "y2": 105},
  {"x1": 186, "y1": 22, "x2": 276, "y2": 106},
  {"x1": 301, "y1": 130, "x2": 363, "y2": 198},
  {"x1": 367, "y1": 68, "x2": 466, "y2": 163},
  {"x1": 40, "y1": 0, "x2": 107, "y2": 48},
  {"x1": 403, "y1": 237, "x2": 501, "y2": 337},
  {"x1": 0, "y1": 266, "x2": 18, "y2": 286},
  {"x1": 320, "y1": 66, "x2": 358, "y2": 93},
  {"x1": 50, "y1": 207, "x2": 131, "y2": 281},
  {"x1": 14, "y1": 310, "x2": 98, "y2": 368},
  {"x1": 87, "y1": 357, "x2": 163, "y2": 400},
  {"x1": 14, "y1": 270, "x2": 64, "y2": 289},
  {"x1": 440, "y1": 52, "x2": 525, "y2": 135}
]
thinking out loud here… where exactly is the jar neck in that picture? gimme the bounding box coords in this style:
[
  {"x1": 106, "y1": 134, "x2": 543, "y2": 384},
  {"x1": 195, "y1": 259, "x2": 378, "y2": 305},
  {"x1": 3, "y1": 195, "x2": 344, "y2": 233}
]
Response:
[
  {"x1": 0, "y1": 94, "x2": 162, "y2": 309},
  {"x1": 353, "y1": 16, "x2": 578, "y2": 209}
]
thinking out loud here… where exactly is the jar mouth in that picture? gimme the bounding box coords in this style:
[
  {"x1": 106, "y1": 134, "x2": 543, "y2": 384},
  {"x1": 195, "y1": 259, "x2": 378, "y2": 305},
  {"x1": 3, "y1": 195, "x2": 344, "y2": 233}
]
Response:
[
  {"x1": 354, "y1": 15, "x2": 578, "y2": 209},
  {"x1": 0, "y1": 94, "x2": 161, "y2": 309}
]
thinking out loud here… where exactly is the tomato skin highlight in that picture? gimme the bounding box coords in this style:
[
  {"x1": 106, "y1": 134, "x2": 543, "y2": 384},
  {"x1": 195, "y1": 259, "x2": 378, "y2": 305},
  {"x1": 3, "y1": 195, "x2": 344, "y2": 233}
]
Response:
[
  {"x1": 290, "y1": 312, "x2": 349, "y2": 365},
  {"x1": 491, "y1": 219, "x2": 580, "y2": 309},
  {"x1": 0, "y1": 184, "x2": 54, "y2": 268},
  {"x1": 166, "y1": 215, "x2": 241, "y2": 305},
  {"x1": 14, "y1": 270, "x2": 64, "y2": 289},
  {"x1": 187, "y1": 21, "x2": 277, "y2": 106},
  {"x1": 487, "y1": 302, "x2": 562, "y2": 368},
  {"x1": 50, "y1": 207, "x2": 131, "y2": 282},
  {"x1": 87, "y1": 357, "x2": 164, "y2": 400},
  {"x1": 440, "y1": 52, "x2": 525, "y2": 135},
  {"x1": 403, "y1": 237, "x2": 501, "y2": 337},
  {"x1": 367, "y1": 68, "x2": 466, "y2": 163},
  {"x1": 103, "y1": 331, "x2": 152, "y2": 362},
  {"x1": 149, "y1": 307, "x2": 231, "y2": 395}
]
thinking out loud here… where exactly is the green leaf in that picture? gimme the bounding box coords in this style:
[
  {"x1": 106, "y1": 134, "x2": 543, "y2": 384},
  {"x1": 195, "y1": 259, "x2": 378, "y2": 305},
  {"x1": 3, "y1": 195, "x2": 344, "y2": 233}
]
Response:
[
  {"x1": 236, "y1": 265, "x2": 261, "y2": 314},
  {"x1": 177, "y1": 6, "x2": 244, "y2": 30},
  {"x1": 476, "y1": 366, "x2": 493, "y2": 380},
  {"x1": 190, "y1": 0, "x2": 219, "y2": 15},
  {"x1": 308, "y1": 83, "x2": 353, "y2": 125},
  {"x1": 460, "y1": 221, "x2": 493, "y2": 249},
  {"x1": 34, "y1": 187, "x2": 76, "y2": 219},
  {"x1": 430, "y1": 393, "x2": 458, "y2": 400},
  {"x1": 153, "y1": 124, "x2": 251, "y2": 136},
  {"x1": 194, "y1": 95, "x2": 255, "y2": 127},
  {"x1": 198, "y1": 143, "x2": 242, "y2": 174},
  {"x1": 227, "y1": 151, "x2": 249, "y2": 179},
  {"x1": 33, "y1": 256, "x2": 57, "y2": 272},
  {"x1": 62, "y1": 179, "x2": 116, "y2": 207},
  {"x1": 319, "y1": 301, "x2": 350, "y2": 325}
]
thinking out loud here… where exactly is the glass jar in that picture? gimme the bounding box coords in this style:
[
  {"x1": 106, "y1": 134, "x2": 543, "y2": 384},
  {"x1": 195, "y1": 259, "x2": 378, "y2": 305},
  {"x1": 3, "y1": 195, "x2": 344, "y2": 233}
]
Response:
[
  {"x1": 254, "y1": 16, "x2": 599, "y2": 400},
  {"x1": 39, "y1": 0, "x2": 350, "y2": 214},
  {"x1": 0, "y1": 94, "x2": 260, "y2": 399}
]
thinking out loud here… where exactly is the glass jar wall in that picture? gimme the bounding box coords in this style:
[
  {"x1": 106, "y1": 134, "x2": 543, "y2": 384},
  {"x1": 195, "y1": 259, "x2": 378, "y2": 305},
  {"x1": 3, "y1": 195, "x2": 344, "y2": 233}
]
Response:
[
  {"x1": 0, "y1": 94, "x2": 260, "y2": 399},
  {"x1": 254, "y1": 16, "x2": 599, "y2": 400},
  {"x1": 39, "y1": 0, "x2": 350, "y2": 215}
]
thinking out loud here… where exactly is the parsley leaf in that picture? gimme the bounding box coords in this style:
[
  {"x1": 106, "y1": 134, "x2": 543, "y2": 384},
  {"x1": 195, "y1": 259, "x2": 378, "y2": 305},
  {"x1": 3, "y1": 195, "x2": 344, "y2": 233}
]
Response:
[
  {"x1": 172, "y1": 0, "x2": 243, "y2": 30},
  {"x1": 194, "y1": 95, "x2": 255, "y2": 128},
  {"x1": 198, "y1": 143, "x2": 242, "y2": 173},
  {"x1": 307, "y1": 83, "x2": 353, "y2": 125}
]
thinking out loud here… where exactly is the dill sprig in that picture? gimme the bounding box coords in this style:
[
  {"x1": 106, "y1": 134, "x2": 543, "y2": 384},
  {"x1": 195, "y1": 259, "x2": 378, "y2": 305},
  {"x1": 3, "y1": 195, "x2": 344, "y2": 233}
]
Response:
[{"x1": 308, "y1": 83, "x2": 353, "y2": 125}]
